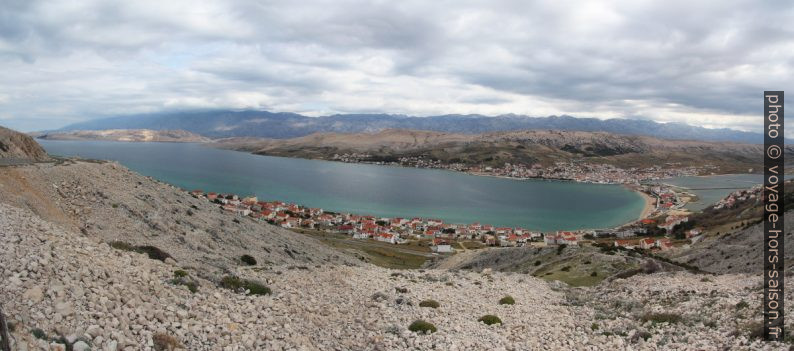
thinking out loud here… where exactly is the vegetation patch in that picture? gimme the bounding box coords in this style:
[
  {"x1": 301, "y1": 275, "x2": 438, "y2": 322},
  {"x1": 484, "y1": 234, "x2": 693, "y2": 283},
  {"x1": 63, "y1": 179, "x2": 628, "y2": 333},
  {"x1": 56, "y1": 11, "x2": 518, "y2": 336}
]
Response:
[
  {"x1": 419, "y1": 299, "x2": 440, "y2": 308},
  {"x1": 640, "y1": 312, "x2": 682, "y2": 325},
  {"x1": 478, "y1": 315, "x2": 503, "y2": 326},
  {"x1": 220, "y1": 276, "x2": 271, "y2": 296},
  {"x1": 240, "y1": 254, "x2": 257, "y2": 266},
  {"x1": 170, "y1": 270, "x2": 198, "y2": 293},
  {"x1": 499, "y1": 295, "x2": 515, "y2": 305},
  {"x1": 109, "y1": 241, "x2": 172, "y2": 262},
  {"x1": 408, "y1": 320, "x2": 437, "y2": 334}
]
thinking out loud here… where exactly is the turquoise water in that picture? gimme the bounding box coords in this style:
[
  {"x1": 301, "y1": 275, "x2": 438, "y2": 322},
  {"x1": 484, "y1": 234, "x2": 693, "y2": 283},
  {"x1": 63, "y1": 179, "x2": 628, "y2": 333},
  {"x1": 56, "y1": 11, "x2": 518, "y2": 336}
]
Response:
[
  {"x1": 661, "y1": 174, "x2": 771, "y2": 211},
  {"x1": 39, "y1": 140, "x2": 646, "y2": 231}
]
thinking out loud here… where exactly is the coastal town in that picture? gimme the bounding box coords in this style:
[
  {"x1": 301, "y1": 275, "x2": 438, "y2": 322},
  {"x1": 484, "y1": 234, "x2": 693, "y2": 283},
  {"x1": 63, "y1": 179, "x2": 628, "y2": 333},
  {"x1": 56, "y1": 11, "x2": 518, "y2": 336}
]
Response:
[
  {"x1": 188, "y1": 178, "x2": 713, "y2": 254},
  {"x1": 331, "y1": 153, "x2": 718, "y2": 185}
]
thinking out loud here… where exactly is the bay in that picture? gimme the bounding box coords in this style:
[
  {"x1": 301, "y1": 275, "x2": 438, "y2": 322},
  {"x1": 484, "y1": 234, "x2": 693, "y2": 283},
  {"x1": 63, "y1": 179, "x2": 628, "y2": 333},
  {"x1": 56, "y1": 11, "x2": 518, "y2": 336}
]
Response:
[{"x1": 39, "y1": 140, "x2": 646, "y2": 231}]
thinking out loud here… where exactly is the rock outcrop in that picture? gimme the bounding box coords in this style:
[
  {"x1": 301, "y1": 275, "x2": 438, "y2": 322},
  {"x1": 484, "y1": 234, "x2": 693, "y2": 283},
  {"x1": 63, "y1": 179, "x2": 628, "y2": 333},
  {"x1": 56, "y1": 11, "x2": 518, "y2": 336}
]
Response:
[{"x1": 0, "y1": 126, "x2": 49, "y2": 162}]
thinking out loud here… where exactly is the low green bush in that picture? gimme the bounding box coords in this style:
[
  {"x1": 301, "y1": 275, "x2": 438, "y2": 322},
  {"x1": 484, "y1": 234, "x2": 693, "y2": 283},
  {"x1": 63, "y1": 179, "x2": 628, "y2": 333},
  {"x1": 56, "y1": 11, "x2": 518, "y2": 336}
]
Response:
[
  {"x1": 220, "y1": 276, "x2": 271, "y2": 295},
  {"x1": 408, "y1": 320, "x2": 437, "y2": 333},
  {"x1": 499, "y1": 295, "x2": 515, "y2": 305},
  {"x1": 419, "y1": 300, "x2": 440, "y2": 308},
  {"x1": 478, "y1": 315, "x2": 502, "y2": 325},
  {"x1": 173, "y1": 270, "x2": 188, "y2": 278},
  {"x1": 640, "y1": 312, "x2": 682, "y2": 325},
  {"x1": 241, "y1": 254, "x2": 257, "y2": 266},
  {"x1": 109, "y1": 241, "x2": 172, "y2": 262}
]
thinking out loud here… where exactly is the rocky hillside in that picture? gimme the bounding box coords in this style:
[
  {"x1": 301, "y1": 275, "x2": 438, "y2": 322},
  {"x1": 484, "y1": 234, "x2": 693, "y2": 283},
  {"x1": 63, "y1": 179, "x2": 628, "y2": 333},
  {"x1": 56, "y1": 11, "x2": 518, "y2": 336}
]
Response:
[
  {"x1": 2, "y1": 202, "x2": 791, "y2": 350},
  {"x1": 0, "y1": 160, "x2": 358, "y2": 281},
  {"x1": 216, "y1": 129, "x2": 785, "y2": 172},
  {"x1": 430, "y1": 245, "x2": 689, "y2": 287},
  {"x1": 37, "y1": 129, "x2": 211, "y2": 143},
  {"x1": 672, "y1": 212, "x2": 794, "y2": 274},
  {"x1": 0, "y1": 126, "x2": 49, "y2": 162}
]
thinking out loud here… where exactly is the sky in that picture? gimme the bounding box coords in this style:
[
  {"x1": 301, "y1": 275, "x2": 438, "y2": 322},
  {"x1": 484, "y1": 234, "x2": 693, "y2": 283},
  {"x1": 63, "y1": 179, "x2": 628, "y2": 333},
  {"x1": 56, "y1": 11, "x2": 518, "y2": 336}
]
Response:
[{"x1": 0, "y1": 0, "x2": 792, "y2": 134}]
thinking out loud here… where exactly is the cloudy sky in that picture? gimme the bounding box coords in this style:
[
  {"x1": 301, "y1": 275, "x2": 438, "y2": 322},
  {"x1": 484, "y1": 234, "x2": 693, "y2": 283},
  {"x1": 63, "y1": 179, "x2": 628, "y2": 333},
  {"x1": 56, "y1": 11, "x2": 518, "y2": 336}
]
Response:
[{"x1": 0, "y1": 0, "x2": 792, "y2": 133}]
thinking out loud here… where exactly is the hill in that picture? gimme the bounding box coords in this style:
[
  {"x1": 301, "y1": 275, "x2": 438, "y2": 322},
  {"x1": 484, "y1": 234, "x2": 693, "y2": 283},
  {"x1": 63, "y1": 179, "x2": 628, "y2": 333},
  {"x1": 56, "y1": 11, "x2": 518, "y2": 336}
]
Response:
[
  {"x1": 216, "y1": 129, "x2": 788, "y2": 172},
  {"x1": 0, "y1": 126, "x2": 49, "y2": 163},
  {"x1": 37, "y1": 129, "x2": 210, "y2": 143},
  {"x1": 0, "y1": 160, "x2": 359, "y2": 281},
  {"x1": 0, "y1": 127, "x2": 790, "y2": 349},
  {"x1": 56, "y1": 110, "x2": 771, "y2": 144}
]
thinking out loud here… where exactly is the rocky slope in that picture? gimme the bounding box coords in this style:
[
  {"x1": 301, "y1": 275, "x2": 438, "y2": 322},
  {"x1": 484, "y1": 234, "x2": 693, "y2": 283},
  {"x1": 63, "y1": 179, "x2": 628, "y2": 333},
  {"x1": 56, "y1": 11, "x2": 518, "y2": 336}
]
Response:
[
  {"x1": 2, "y1": 202, "x2": 791, "y2": 350},
  {"x1": 429, "y1": 245, "x2": 688, "y2": 287},
  {"x1": 37, "y1": 129, "x2": 210, "y2": 143},
  {"x1": 672, "y1": 212, "x2": 794, "y2": 274},
  {"x1": 216, "y1": 129, "x2": 788, "y2": 172},
  {"x1": 0, "y1": 160, "x2": 358, "y2": 282},
  {"x1": 0, "y1": 126, "x2": 49, "y2": 162}
]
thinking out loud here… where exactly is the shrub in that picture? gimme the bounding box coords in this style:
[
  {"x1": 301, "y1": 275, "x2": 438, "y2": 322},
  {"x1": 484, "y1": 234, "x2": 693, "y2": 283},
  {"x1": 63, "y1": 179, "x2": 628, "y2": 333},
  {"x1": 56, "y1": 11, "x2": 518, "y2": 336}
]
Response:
[
  {"x1": 153, "y1": 332, "x2": 181, "y2": 351},
  {"x1": 561, "y1": 266, "x2": 571, "y2": 272},
  {"x1": 31, "y1": 328, "x2": 47, "y2": 340},
  {"x1": 591, "y1": 323, "x2": 599, "y2": 331},
  {"x1": 640, "y1": 312, "x2": 682, "y2": 325},
  {"x1": 137, "y1": 246, "x2": 172, "y2": 262},
  {"x1": 240, "y1": 254, "x2": 257, "y2": 266},
  {"x1": 556, "y1": 244, "x2": 567, "y2": 255},
  {"x1": 110, "y1": 242, "x2": 173, "y2": 262},
  {"x1": 184, "y1": 281, "x2": 198, "y2": 293},
  {"x1": 590, "y1": 271, "x2": 598, "y2": 277},
  {"x1": 499, "y1": 296, "x2": 515, "y2": 305},
  {"x1": 478, "y1": 315, "x2": 502, "y2": 325},
  {"x1": 112, "y1": 203, "x2": 119, "y2": 208},
  {"x1": 173, "y1": 270, "x2": 188, "y2": 278},
  {"x1": 408, "y1": 320, "x2": 437, "y2": 333},
  {"x1": 220, "y1": 276, "x2": 271, "y2": 295},
  {"x1": 419, "y1": 300, "x2": 440, "y2": 308},
  {"x1": 534, "y1": 260, "x2": 541, "y2": 266},
  {"x1": 735, "y1": 300, "x2": 749, "y2": 310}
]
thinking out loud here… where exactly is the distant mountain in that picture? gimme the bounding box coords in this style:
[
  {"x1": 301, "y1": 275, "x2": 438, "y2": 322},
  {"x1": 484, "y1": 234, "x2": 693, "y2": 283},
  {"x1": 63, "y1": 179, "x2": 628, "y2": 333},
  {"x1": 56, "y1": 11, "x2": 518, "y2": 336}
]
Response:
[
  {"x1": 216, "y1": 129, "x2": 790, "y2": 173},
  {"x1": 56, "y1": 110, "x2": 769, "y2": 144},
  {"x1": 38, "y1": 129, "x2": 211, "y2": 143}
]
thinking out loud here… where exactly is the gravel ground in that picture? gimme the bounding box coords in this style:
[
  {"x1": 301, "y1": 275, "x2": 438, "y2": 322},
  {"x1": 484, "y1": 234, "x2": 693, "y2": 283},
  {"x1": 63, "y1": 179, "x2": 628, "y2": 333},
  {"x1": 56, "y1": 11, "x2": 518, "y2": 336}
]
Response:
[{"x1": 2, "y1": 201, "x2": 792, "y2": 350}]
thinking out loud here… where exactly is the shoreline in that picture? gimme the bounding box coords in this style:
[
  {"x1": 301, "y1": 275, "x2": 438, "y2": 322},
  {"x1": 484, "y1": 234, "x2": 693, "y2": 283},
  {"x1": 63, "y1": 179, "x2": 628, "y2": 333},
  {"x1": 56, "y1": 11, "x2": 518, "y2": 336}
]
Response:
[{"x1": 636, "y1": 190, "x2": 657, "y2": 220}]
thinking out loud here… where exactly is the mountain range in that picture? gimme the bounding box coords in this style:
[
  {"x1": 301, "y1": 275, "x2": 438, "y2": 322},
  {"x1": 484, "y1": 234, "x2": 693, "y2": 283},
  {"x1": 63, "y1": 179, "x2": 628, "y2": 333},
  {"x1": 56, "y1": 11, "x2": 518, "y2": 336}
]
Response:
[{"x1": 56, "y1": 110, "x2": 770, "y2": 144}]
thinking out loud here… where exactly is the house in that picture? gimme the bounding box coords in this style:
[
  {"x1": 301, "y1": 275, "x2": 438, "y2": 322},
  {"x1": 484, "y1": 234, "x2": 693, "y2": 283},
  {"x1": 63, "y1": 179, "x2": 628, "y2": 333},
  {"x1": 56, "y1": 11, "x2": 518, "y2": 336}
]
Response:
[
  {"x1": 614, "y1": 239, "x2": 635, "y2": 249},
  {"x1": 190, "y1": 190, "x2": 204, "y2": 198},
  {"x1": 656, "y1": 238, "x2": 674, "y2": 250},
  {"x1": 207, "y1": 192, "x2": 218, "y2": 201},
  {"x1": 544, "y1": 233, "x2": 559, "y2": 245},
  {"x1": 375, "y1": 232, "x2": 397, "y2": 244},
  {"x1": 558, "y1": 231, "x2": 578, "y2": 245},
  {"x1": 352, "y1": 231, "x2": 371, "y2": 240},
  {"x1": 686, "y1": 228, "x2": 702, "y2": 239},
  {"x1": 639, "y1": 238, "x2": 656, "y2": 250}
]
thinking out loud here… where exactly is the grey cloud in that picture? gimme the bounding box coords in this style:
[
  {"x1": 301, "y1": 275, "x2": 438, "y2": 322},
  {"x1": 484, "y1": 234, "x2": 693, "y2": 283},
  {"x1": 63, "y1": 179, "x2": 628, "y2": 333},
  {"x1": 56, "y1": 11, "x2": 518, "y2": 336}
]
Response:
[{"x1": 0, "y1": 0, "x2": 791, "y2": 133}]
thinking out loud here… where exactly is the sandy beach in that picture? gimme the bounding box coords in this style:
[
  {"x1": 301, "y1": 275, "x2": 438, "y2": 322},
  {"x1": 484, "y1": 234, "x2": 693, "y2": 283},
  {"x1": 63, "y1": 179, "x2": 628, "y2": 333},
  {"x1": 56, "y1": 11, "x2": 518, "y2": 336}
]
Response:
[{"x1": 637, "y1": 190, "x2": 657, "y2": 220}]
